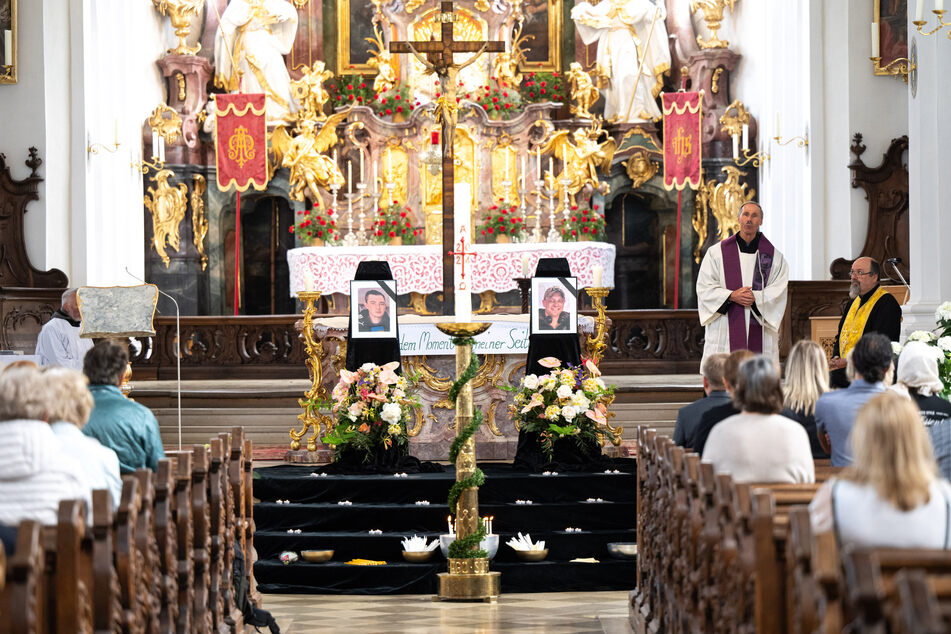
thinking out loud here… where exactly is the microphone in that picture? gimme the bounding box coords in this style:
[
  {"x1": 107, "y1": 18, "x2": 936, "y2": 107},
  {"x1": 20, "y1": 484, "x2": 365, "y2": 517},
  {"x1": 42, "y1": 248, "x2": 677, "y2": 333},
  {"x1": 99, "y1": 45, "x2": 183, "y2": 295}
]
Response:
[{"x1": 886, "y1": 257, "x2": 911, "y2": 304}]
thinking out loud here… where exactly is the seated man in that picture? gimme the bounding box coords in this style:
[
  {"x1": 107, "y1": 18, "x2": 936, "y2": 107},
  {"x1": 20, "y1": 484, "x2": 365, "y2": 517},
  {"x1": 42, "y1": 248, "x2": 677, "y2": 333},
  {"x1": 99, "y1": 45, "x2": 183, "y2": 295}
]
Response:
[
  {"x1": 0, "y1": 365, "x2": 90, "y2": 526},
  {"x1": 673, "y1": 352, "x2": 730, "y2": 448},
  {"x1": 690, "y1": 348, "x2": 755, "y2": 455},
  {"x1": 828, "y1": 257, "x2": 901, "y2": 388},
  {"x1": 34, "y1": 288, "x2": 94, "y2": 370},
  {"x1": 83, "y1": 339, "x2": 165, "y2": 473},
  {"x1": 816, "y1": 333, "x2": 893, "y2": 467}
]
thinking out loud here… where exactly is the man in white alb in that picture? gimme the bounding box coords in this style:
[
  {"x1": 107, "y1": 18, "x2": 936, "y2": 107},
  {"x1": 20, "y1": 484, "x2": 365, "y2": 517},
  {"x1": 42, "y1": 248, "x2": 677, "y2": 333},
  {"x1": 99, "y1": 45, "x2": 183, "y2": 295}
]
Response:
[
  {"x1": 696, "y1": 202, "x2": 789, "y2": 368},
  {"x1": 35, "y1": 288, "x2": 93, "y2": 370}
]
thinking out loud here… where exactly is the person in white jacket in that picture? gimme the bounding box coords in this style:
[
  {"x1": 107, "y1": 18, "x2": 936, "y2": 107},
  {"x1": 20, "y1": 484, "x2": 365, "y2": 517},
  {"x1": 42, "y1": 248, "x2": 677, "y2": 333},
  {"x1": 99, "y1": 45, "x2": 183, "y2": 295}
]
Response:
[
  {"x1": 0, "y1": 364, "x2": 90, "y2": 526},
  {"x1": 34, "y1": 288, "x2": 93, "y2": 370}
]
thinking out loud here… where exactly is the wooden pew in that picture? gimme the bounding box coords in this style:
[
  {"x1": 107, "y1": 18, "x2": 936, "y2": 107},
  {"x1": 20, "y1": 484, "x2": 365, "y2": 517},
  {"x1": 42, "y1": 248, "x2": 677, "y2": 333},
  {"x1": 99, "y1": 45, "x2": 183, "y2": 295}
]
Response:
[
  {"x1": 0, "y1": 521, "x2": 44, "y2": 634},
  {"x1": 134, "y1": 469, "x2": 162, "y2": 633},
  {"x1": 92, "y1": 488, "x2": 122, "y2": 633},
  {"x1": 217, "y1": 432, "x2": 242, "y2": 633},
  {"x1": 152, "y1": 459, "x2": 179, "y2": 634},
  {"x1": 895, "y1": 569, "x2": 950, "y2": 634},
  {"x1": 166, "y1": 450, "x2": 194, "y2": 634},
  {"x1": 49, "y1": 499, "x2": 93, "y2": 634}
]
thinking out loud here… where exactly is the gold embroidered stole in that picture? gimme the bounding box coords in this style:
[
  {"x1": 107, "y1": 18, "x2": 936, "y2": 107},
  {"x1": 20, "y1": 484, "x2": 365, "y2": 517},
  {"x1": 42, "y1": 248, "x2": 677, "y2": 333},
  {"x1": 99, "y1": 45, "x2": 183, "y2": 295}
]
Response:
[{"x1": 839, "y1": 286, "x2": 887, "y2": 357}]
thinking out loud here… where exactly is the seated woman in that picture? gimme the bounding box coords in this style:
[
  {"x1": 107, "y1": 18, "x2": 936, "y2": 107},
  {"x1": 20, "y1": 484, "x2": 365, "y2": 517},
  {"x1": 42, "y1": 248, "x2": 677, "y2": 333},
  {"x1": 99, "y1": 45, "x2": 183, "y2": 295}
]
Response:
[
  {"x1": 891, "y1": 341, "x2": 951, "y2": 479},
  {"x1": 702, "y1": 356, "x2": 815, "y2": 484},
  {"x1": 809, "y1": 392, "x2": 951, "y2": 548},
  {"x1": 781, "y1": 340, "x2": 830, "y2": 459},
  {"x1": 43, "y1": 367, "x2": 123, "y2": 509}
]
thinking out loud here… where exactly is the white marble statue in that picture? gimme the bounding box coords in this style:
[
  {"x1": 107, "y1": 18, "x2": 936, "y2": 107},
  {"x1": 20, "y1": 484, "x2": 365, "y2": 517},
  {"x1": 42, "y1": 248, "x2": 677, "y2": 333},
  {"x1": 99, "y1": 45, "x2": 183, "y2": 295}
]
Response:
[
  {"x1": 571, "y1": 0, "x2": 671, "y2": 123},
  {"x1": 214, "y1": 0, "x2": 299, "y2": 125}
]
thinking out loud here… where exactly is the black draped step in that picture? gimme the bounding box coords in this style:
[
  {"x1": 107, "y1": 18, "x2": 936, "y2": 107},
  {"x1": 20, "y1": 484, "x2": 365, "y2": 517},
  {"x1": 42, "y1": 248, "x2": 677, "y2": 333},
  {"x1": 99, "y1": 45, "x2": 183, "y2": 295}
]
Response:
[{"x1": 253, "y1": 461, "x2": 637, "y2": 595}]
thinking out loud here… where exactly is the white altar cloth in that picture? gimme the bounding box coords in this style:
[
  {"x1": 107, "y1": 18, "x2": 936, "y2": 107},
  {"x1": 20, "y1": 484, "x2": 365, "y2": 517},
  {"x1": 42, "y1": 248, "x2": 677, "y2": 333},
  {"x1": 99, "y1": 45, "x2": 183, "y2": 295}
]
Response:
[
  {"x1": 287, "y1": 242, "x2": 616, "y2": 297},
  {"x1": 314, "y1": 314, "x2": 595, "y2": 356}
]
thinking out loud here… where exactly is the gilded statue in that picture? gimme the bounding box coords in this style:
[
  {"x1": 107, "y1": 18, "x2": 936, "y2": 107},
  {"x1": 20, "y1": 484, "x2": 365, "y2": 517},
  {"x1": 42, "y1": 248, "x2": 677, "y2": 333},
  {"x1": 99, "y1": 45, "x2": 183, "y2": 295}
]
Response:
[
  {"x1": 290, "y1": 61, "x2": 333, "y2": 122},
  {"x1": 152, "y1": 0, "x2": 205, "y2": 55},
  {"x1": 279, "y1": 110, "x2": 350, "y2": 207},
  {"x1": 623, "y1": 147, "x2": 659, "y2": 189},
  {"x1": 565, "y1": 62, "x2": 601, "y2": 120},
  {"x1": 191, "y1": 174, "x2": 209, "y2": 270},
  {"x1": 492, "y1": 25, "x2": 532, "y2": 88},
  {"x1": 690, "y1": 0, "x2": 738, "y2": 49},
  {"x1": 693, "y1": 165, "x2": 756, "y2": 262},
  {"x1": 365, "y1": 27, "x2": 397, "y2": 94},
  {"x1": 540, "y1": 124, "x2": 617, "y2": 204},
  {"x1": 144, "y1": 170, "x2": 188, "y2": 268}
]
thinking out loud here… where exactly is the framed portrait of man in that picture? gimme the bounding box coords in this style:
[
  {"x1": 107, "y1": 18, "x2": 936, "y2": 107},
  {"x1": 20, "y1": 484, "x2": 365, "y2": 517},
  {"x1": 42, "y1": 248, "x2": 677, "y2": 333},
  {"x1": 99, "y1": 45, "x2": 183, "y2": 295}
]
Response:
[
  {"x1": 351, "y1": 280, "x2": 398, "y2": 338},
  {"x1": 531, "y1": 277, "x2": 577, "y2": 334}
]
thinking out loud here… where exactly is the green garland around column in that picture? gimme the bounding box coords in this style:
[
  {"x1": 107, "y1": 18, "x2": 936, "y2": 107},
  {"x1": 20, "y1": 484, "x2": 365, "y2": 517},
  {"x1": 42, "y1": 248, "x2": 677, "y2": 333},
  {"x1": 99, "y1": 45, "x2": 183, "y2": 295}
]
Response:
[{"x1": 447, "y1": 336, "x2": 488, "y2": 559}]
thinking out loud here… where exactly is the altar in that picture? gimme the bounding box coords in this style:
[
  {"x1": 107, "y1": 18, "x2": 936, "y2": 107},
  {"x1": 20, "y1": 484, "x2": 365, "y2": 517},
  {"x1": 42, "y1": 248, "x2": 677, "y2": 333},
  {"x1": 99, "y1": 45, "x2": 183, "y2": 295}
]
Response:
[{"x1": 295, "y1": 313, "x2": 618, "y2": 461}]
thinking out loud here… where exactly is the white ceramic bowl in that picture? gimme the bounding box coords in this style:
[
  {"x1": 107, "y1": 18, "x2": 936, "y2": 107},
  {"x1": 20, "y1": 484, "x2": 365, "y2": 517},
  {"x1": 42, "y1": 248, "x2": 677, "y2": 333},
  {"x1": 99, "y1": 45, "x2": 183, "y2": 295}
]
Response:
[{"x1": 439, "y1": 533, "x2": 499, "y2": 560}]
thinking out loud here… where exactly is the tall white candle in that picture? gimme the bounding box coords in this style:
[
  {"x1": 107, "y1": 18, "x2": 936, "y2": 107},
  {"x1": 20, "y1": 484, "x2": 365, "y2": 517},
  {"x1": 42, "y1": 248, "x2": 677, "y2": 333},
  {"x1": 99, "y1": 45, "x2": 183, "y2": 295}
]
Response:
[
  {"x1": 775, "y1": 113, "x2": 781, "y2": 138},
  {"x1": 521, "y1": 254, "x2": 530, "y2": 277},
  {"x1": 372, "y1": 161, "x2": 378, "y2": 194},
  {"x1": 386, "y1": 149, "x2": 392, "y2": 181},
  {"x1": 870, "y1": 23, "x2": 880, "y2": 58},
  {"x1": 520, "y1": 156, "x2": 526, "y2": 189},
  {"x1": 158, "y1": 136, "x2": 165, "y2": 163},
  {"x1": 937, "y1": 0, "x2": 945, "y2": 13},
  {"x1": 113, "y1": 119, "x2": 119, "y2": 146},
  {"x1": 3, "y1": 30, "x2": 11, "y2": 67},
  {"x1": 360, "y1": 149, "x2": 365, "y2": 183},
  {"x1": 152, "y1": 130, "x2": 160, "y2": 160},
  {"x1": 504, "y1": 150, "x2": 510, "y2": 182},
  {"x1": 333, "y1": 148, "x2": 338, "y2": 164},
  {"x1": 741, "y1": 124, "x2": 749, "y2": 151},
  {"x1": 536, "y1": 147, "x2": 541, "y2": 180},
  {"x1": 347, "y1": 161, "x2": 352, "y2": 194},
  {"x1": 732, "y1": 134, "x2": 739, "y2": 160},
  {"x1": 304, "y1": 270, "x2": 315, "y2": 292},
  {"x1": 548, "y1": 157, "x2": 554, "y2": 187},
  {"x1": 453, "y1": 182, "x2": 473, "y2": 323},
  {"x1": 448, "y1": 515, "x2": 453, "y2": 535},
  {"x1": 916, "y1": 0, "x2": 925, "y2": 19},
  {"x1": 562, "y1": 142, "x2": 567, "y2": 169},
  {"x1": 592, "y1": 265, "x2": 602, "y2": 287}
]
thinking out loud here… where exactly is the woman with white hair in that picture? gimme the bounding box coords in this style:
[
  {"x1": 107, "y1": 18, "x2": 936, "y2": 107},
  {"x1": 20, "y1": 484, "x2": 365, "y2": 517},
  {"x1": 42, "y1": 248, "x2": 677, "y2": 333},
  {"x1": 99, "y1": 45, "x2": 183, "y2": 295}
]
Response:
[
  {"x1": 892, "y1": 341, "x2": 951, "y2": 478},
  {"x1": 43, "y1": 367, "x2": 122, "y2": 508}
]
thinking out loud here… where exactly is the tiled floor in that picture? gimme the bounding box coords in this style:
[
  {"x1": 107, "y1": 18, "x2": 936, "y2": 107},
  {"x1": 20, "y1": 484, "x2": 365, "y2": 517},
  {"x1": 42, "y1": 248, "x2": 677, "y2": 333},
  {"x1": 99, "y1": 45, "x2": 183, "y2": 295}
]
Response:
[{"x1": 252, "y1": 590, "x2": 633, "y2": 633}]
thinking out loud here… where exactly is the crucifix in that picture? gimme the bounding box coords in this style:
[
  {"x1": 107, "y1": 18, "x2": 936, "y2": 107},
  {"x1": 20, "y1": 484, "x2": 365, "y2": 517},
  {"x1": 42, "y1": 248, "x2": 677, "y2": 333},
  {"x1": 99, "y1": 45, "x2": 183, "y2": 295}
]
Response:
[{"x1": 390, "y1": 1, "x2": 506, "y2": 317}]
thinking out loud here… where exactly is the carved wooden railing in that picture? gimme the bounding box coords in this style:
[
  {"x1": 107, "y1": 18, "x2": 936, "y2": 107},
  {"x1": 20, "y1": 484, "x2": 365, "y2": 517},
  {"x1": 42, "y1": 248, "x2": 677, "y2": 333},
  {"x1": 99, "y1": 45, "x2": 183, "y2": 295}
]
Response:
[{"x1": 584, "y1": 309, "x2": 703, "y2": 374}]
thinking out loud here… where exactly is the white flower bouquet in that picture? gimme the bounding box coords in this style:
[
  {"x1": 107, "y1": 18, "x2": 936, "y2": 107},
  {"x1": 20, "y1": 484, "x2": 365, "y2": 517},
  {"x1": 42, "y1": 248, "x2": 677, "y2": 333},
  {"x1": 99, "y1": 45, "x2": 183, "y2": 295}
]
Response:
[
  {"x1": 901, "y1": 303, "x2": 951, "y2": 397},
  {"x1": 506, "y1": 357, "x2": 615, "y2": 459},
  {"x1": 321, "y1": 361, "x2": 421, "y2": 462}
]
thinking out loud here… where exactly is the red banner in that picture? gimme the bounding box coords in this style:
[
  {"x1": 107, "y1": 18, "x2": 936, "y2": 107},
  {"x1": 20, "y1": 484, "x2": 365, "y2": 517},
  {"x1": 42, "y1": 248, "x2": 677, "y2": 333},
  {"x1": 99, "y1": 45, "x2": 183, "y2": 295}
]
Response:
[
  {"x1": 215, "y1": 93, "x2": 269, "y2": 192},
  {"x1": 662, "y1": 92, "x2": 703, "y2": 191}
]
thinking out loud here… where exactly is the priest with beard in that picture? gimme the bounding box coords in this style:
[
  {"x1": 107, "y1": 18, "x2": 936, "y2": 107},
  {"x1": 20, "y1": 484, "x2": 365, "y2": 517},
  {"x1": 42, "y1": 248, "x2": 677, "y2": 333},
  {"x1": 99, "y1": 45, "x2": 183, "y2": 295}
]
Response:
[
  {"x1": 828, "y1": 256, "x2": 902, "y2": 388},
  {"x1": 696, "y1": 202, "x2": 789, "y2": 368}
]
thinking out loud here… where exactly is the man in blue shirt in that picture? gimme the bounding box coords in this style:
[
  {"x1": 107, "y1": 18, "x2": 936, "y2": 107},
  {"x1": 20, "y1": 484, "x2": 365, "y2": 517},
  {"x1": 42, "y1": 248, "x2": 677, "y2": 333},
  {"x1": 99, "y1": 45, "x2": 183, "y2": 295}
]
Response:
[
  {"x1": 82, "y1": 339, "x2": 165, "y2": 473},
  {"x1": 816, "y1": 333, "x2": 893, "y2": 466},
  {"x1": 673, "y1": 352, "x2": 730, "y2": 448}
]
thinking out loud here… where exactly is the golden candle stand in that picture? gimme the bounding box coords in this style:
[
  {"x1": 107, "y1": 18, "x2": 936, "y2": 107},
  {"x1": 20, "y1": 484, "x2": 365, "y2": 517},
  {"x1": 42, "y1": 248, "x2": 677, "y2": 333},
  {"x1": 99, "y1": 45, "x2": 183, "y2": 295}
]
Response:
[
  {"x1": 584, "y1": 286, "x2": 624, "y2": 448},
  {"x1": 435, "y1": 321, "x2": 501, "y2": 602},
  {"x1": 290, "y1": 290, "x2": 332, "y2": 452}
]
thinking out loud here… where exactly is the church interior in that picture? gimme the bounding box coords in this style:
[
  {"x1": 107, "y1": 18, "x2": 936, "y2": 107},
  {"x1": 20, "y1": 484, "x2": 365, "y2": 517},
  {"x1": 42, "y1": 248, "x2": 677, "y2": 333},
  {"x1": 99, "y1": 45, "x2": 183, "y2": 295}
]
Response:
[{"x1": 2, "y1": 0, "x2": 951, "y2": 631}]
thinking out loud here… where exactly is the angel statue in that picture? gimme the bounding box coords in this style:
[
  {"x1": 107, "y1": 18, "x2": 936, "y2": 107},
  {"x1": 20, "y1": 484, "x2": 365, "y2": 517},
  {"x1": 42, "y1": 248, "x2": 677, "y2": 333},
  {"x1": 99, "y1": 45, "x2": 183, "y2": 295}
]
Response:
[
  {"x1": 276, "y1": 110, "x2": 350, "y2": 207},
  {"x1": 565, "y1": 62, "x2": 601, "y2": 120},
  {"x1": 144, "y1": 169, "x2": 188, "y2": 268},
  {"x1": 290, "y1": 61, "x2": 334, "y2": 122},
  {"x1": 365, "y1": 27, "x2": 397, "y2": 94},
  {"x1": 492, "y1": 25, "x2": 532, "y2": 88},
  {"x1": 540, "y1": 125, "x2": 617, "y2": 205}
]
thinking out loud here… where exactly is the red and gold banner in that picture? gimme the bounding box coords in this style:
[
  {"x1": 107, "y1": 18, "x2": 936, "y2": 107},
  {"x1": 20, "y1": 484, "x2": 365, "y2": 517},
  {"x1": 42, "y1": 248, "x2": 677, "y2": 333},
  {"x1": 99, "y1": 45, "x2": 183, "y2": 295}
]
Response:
[
  {"x1": 662, "y1": 92, "x2": 703, "y2": 191},
  {"x1": 215, "y1": 93, "x2": 268, "y2": 192}
]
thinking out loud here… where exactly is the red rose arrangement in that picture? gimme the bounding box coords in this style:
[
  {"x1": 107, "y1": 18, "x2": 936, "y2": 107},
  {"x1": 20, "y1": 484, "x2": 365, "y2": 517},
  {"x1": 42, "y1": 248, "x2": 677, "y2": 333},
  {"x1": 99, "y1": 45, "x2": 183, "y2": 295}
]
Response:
[
  {"x1": 477, "y1": 198, "x2": 526, "y2": 243},
  {"x1": 290, "y1": 205, "x2": 341, "y2": 245},
  {"x1": 372, "y1": 201, "x2": 422, "y2": 245},
  {"x1": 560, "y1": 203, "x2": 606, "y2": 241}
]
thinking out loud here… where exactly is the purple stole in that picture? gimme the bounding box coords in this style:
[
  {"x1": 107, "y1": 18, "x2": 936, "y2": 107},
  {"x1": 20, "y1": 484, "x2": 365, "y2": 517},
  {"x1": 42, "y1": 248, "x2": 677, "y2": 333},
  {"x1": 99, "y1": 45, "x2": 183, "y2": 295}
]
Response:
[{"x1": 720, "y1": 233, "x2": 775, "y2": 354}]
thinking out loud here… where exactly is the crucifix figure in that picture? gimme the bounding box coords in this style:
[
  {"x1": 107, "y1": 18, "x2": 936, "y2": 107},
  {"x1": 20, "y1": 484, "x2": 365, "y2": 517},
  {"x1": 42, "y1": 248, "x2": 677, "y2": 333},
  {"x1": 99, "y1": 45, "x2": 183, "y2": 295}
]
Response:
[{"x1": 391, "y1": 1, "x2": 506, "y2": 316}]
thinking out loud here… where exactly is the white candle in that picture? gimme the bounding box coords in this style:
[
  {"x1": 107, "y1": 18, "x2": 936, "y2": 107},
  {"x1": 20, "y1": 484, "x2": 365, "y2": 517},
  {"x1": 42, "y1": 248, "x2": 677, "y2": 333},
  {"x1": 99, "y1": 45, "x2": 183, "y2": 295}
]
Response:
[
  {"x1": 360, "y1": 149, "x2": 365, "y2": 183},
  {"x1": 732, "y1": 133, "x2": 739, "y2": 160},
  {"x1": 372, "y1": 161, "x2": 378, "y2": 194},
  {"x1": 386, "y1": 149, "x2": 392, "y2": 181},
  {"x1": 937, "y1": 0, "x2": 945, "y2": 13},
  {"x1": 304, "y1": 270, "x2": 315, "y2": 291},
  {"x1": 158, "y1": 136, "x2": 165, "y2": 163},
  {"x1": 521, "y1": 254, "x2": 530, "y2": 277},
  {"x1": 333, "y1": 148, "x2": 338, "y2": 165},
  {"x1": 536, "y1": 147, "x2": 541, "y2": 180},
  {"x1": 741, "y1": 124, "x2": 749, "y2": 151},
  {"x1": 520, "y1": 156, "x2": 526, "y2": 190},
  {"x1": 448, "y1": 515, "x2": 453, "y2": 535},
  {"x1": 562, "y1": 142, "x2": 567, "y2": 169},
  {"x1": 775, "y1": 113, "x2": 780, "y2": 138},
  {"x1": 870, "y1": 22, "x2": 880, "y2": 58},
  {"x1": 347, "y1": 161, "x2": 352, "y2": 194},
  {"x1": 152, "y1": 130, "x2": 159, "y2": 160},
  {"x1": 916, "y1": 0, "x2": 925, "y2": 19},
  {"x1": 453, "y1": 182, "x2": 473, "y2": 323},
  {"x1": 592, "y1": 265, "x2": 602, "y2": 287},
  {"x1": 3, "y1": 30, "x2": 11, "y2": 67},
  {"x1": 548, "y1": 157, "x2": 554, "y2": 186},
  {"x1": 113, "y1": 119, "x2": 119, "y2": 146}
]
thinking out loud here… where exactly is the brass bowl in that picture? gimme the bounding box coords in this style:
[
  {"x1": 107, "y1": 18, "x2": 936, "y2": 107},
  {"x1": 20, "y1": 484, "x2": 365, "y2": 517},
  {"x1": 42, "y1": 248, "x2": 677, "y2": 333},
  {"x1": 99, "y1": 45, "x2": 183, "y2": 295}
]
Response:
[
  {"x1": 435, "y1": 322, "x2": 491, "y2": 337},
  {"x1": 402, "y1": 550, "x2": 435, "y2": 563},
  {"x1": 300, "y1": 549, "x2": 334, "y2": 563},
  {"x1": 514, "y1": 549, "x2": 549, "y2": 562},
  {"x1": 607, "y1": 542, "x2": 637, "y2": 559}
]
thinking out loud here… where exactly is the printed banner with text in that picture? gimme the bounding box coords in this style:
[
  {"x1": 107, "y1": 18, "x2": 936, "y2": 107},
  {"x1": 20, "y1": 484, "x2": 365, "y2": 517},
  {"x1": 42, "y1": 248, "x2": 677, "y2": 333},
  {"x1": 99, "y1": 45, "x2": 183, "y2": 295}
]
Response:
[
  {"x1": 214, "y1": 93, "x2": 269, "y2": 192},
  {"x1": 661, "y1": 91, "x2": 703, "y2": 191}
]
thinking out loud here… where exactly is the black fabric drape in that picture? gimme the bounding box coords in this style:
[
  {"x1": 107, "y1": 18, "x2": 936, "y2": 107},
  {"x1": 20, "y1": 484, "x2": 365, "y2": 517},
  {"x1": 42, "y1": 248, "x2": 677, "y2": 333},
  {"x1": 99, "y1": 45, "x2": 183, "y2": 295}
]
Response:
[
  {"x1": 345, "y1": 261, "x2": 401, "y2": 371},
  {"x1": 524, "y1": 258, "x2": 582, "y2": 376}
]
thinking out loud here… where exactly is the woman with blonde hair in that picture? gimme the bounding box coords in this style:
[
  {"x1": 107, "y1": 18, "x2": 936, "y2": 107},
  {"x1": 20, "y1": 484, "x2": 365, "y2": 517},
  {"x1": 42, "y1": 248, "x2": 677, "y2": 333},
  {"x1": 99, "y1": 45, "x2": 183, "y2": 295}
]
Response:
[
  {"x1": 43, "y1": 367, "x2": 122, "y2": 508},
  {"x1": 809, "y1": 391, "x2": 951, "y2": 548},
  {"x1": 781, "y1": 340, "x2": 830, "y2": 458}
]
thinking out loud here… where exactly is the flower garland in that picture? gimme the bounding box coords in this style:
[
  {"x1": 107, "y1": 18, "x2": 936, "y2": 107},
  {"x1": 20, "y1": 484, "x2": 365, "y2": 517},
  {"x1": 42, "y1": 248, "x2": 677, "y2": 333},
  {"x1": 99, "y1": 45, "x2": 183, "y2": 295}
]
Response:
[{"x1": 446, "y1": 337, "x2": 488, "y2": 559}]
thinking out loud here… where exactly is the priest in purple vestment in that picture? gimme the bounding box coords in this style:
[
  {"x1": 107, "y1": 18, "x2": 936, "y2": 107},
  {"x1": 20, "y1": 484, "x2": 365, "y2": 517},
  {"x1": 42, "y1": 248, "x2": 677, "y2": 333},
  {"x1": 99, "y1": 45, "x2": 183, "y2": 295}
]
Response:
[{"x1": 696, "y1": 202, "x2": 789, "y2": 368}]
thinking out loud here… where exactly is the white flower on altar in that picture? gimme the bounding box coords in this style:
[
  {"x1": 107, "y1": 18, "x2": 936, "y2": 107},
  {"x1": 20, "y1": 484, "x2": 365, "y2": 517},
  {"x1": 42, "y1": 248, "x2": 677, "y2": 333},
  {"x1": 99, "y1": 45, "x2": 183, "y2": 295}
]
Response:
[
  {"x1": 361, "y1": 362, "x2": 376, "y2": 372},
  {"x1": 523, "y1": 374, "x2": 540, "y2": 390},
  {"x1": 559, "y1": 370, "x2": 575, "y2": 386},
  {"x1": 544, "y1": 405, "x2": 561, "y2": 420},
  {"x1": 347, "y1": 401, "x2": 366, "y2": 421},
  {"x1": 561, "y1": 405, "x2": 579, "y2": 421},
  {"x1": 381, "y1": 402, "x2": 402, "y2": 425},
  {"x1": 556, "y1": 384, "x2": 574, "y2": 400},
  {"x1": 909, "y1": 330, "x2": 937, "y2": 343},
  {"x1": 936, "y1": 301, "x2": 951, "y2": 323},
  {"x1": 387, "y1": 423, "x2": 402, "y2": 436},
  {"x1": 570, "y1": 391, "x2": 591, "y2": 411},
  {"x1": 540, "y1": 375, "x2": 557, "y2": 390},
  {"x1": 938, "y1": 336, "x2": 951, "y2": 353},
  {"x1": 392, "y1": 388, "x2": 405, "y2": 400},
  {"x1": 892, "y1": 341, "x2": 903, "y2": 356},
  {"x1": 582, "y1": 377, "x2": 600, "y2": 393}
]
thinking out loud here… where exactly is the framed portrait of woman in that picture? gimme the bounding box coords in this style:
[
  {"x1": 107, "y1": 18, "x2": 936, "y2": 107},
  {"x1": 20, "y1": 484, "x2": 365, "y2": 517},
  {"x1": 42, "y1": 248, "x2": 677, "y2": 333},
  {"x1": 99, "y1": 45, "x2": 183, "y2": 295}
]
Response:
[
  {"x1": 531, "y1": 277, "x2": 577, "y2": 334},
  {"x1": 351, "y1": 280, "x2": 398, "y2": 338}
]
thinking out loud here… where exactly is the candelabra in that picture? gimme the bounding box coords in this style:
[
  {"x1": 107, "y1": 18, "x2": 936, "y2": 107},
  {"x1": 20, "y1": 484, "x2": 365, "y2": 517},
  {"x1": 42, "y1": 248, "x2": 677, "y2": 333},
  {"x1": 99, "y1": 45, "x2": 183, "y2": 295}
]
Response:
[
  {"x1": 329, "y1": 180, "x2": 342, "y2": 230},
  {"x1": 370, "y1": 186, "x2": 383, "y2": 243},
  {"x1": 342, "y1": 193, "x2": 359, "y2": 246},
  {"x1": 773, "y1": 131, "x2": 809, "y2": 149},
  {"x1": 734, "y1": 148, "x2": 769, "y2": 168},
  {"x1": 913, "y1": 8, "x2": 951, "y2": 38},
  {"x1": 289, "y1": 290, "x2": 330, "y2": 452},
  {"x1": 582, "y1": 286, "x2": 624, "y2": 447},
  {"x1": 356, "y1": 181, "x2": 369, "y2": 244},
  {"x1": 559, "y1": 175, "x2": 572, "y2": 223},
  {"x1": 132, "y1": 156, "x2": 167, "y2": 174},
  {"x1": 517, "y1": 181, "x2": 530, "y2": 243},
  {"x1": 545, "y1": 179, "x2": 560, "y2": 243},
  {"x1": 532, "y1": 179, "x2": 545, "y2": 243}
]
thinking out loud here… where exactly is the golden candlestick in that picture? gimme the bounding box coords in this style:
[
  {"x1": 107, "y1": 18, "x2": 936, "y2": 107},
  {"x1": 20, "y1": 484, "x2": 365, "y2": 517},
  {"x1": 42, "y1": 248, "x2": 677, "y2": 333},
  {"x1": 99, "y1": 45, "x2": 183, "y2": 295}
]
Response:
[
  {"x1": 434, "y1": 322, "x2": 501, "y2": 602},
  {"x1": 583, "y1": 287, "x2": 623, "y2": 447},
  {"x1": 290, "y1": 290, "x2": 332, "y2": 452},
  {"x1": 869, "y1": 56, "x2": 915, "y2": 83}
]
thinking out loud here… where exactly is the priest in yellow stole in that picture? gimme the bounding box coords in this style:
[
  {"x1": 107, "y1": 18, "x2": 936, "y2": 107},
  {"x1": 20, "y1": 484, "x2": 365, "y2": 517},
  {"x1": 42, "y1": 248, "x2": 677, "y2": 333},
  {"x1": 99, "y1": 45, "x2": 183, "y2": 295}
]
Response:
[{"x1": 829, "y1": 256, "x2": 902, "y2": 387}]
